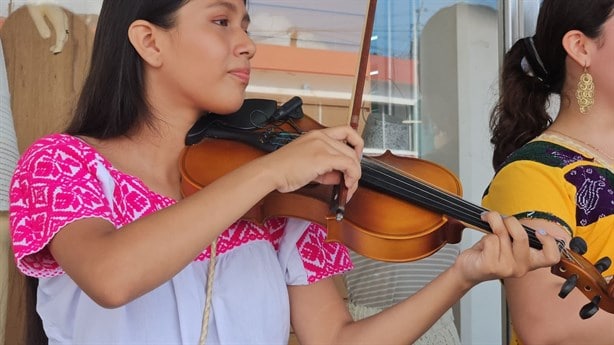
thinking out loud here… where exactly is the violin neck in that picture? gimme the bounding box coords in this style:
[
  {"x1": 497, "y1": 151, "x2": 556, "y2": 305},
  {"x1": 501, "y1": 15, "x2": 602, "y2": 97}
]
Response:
[{"x1": 359, "y1": 157, "x2": 553, "y2": 251}]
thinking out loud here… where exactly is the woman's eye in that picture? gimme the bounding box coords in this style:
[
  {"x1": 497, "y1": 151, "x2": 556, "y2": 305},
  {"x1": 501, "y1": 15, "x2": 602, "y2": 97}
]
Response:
[{"x1": 213, "y1": 19, "x2": 229, "y2": 27}]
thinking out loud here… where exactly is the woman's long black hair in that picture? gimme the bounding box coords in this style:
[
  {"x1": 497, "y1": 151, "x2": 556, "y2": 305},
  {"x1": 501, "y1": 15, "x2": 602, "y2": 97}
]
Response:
[
  {"x1": 18, "y1": 2, "x2": 190, "y2": 344},
  {"x1": 489, "y1": 0, "x2": 614, "y2": 170},
  {"x1": 19, "y1": 0, "x2": 250, "y2": 342},
  {"x1": 65, "y1": 0, "x2": 190, "y2": 138}
]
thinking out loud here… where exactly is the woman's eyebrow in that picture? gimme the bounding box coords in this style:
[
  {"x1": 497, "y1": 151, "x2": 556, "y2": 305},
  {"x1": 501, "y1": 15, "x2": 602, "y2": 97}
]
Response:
[{"x1": 207, "y1": 0, "x2": 251, "y2": 25}]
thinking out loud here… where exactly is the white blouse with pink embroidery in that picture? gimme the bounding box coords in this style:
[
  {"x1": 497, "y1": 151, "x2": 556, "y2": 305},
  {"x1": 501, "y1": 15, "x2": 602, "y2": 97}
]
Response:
[{"x1": 9, "y1": 134, "x2": 353, "y2": 345}]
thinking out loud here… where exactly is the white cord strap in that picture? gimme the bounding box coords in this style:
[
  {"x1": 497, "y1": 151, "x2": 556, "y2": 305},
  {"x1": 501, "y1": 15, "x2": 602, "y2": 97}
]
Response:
[{"x1": 198, "y1": 238, "x2": 218, "y2": 345}]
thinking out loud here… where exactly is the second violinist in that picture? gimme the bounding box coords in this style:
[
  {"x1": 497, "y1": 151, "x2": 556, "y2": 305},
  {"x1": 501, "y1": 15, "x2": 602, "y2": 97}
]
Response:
[
  {"x1": 8, "y1": 0, "x2": 560, "y2": 344},
  {"x1": 484, "y1": 1, "x2": 614, "y2": 344}
]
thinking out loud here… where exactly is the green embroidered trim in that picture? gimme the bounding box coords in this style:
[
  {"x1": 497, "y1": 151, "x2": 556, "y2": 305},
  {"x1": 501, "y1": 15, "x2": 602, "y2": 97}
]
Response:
[
  {"x1": 483, "y1": 140, "x2": 591, "y2": 198},
  {"x1": 514, "y1": 211, "x2": 573, "y2": 237},
  {"x1": 501, "y1": 141, "x2": 590, "y2": 170}
]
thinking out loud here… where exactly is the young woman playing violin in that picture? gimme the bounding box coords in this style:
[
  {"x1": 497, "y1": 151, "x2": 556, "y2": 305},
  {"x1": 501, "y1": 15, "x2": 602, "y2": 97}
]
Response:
[{"x1": 8, "y1": 0, "x2": 560, "y2": 343}]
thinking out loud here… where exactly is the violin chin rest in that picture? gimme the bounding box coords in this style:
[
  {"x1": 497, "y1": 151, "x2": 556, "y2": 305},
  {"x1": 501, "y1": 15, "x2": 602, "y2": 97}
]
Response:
[{"x1": 185, "y1": 99, "x2": 278, "y2": 145}]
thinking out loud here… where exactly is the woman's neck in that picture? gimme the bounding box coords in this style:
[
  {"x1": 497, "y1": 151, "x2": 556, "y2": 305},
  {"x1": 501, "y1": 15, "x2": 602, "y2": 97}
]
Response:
[
  {"x1": 84, "y1": 121, "x2": 194, "y2": 200},
  {"x1": 548, "y1": 105, "x2": 614, "y2": 162}
]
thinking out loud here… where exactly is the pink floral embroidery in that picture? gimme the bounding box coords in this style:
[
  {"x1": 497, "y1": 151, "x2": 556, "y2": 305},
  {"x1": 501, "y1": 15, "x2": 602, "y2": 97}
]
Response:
[
  {"x1": 10, "y1": 134, "x2": 352, "y2": 283},
  {"x1": 297, "y1": 223, "x2": 353, "y2": 282},
  {"x1": 195, "y1": 217, "x2": 286, "y2": 260},
  {"x1": 196, "y1": 220, "x2": 271, "y2": 260}
]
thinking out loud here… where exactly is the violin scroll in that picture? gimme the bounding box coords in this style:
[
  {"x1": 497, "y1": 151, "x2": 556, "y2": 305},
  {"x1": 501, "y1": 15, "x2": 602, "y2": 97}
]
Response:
[{"x1": 551, "y1": 236, "x2": 614, "y2": 319}]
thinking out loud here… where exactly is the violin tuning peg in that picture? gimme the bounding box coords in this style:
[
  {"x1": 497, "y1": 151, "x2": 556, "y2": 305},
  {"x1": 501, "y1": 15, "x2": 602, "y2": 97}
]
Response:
[
  {"x1": 570, "y1": 237, "x2": 588, "y2": 255},
  {"x1": 594, "y1": 257, "x2": 612, "y2": 274},
  {"x1": 559, "y1": 274, "x2": 578, "y2": 299},
  {"x1": 579, "y1": 296, "x2": 601, "y2": 320}
]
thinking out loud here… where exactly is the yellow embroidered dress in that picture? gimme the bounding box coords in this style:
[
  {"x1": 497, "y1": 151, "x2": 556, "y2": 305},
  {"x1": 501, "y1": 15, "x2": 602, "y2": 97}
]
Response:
[
  {"x1": 482, "y1": 132, "x2": 614, "y2": 344},
  {"x1": 483, "y1": 132, "x2": 614, "y2": 276}
]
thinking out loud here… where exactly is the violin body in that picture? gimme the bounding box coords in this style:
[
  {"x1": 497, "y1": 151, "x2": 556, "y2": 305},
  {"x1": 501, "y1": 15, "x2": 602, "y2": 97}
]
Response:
[{"x1": 180, "y1": 114, "x2": 463, "y2": 262}]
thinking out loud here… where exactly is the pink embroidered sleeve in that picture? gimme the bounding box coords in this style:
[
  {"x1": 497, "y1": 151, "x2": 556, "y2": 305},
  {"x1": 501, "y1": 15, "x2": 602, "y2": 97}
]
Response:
[
  {"x1": 296, "y1": 222, "x2": 353, "y2": 283},
  {"x1": 275, "y1": 218, "x2": 353, "y2": 285},
  {"x1": 9, "y1": 135, "x2": 112, "y2": 278}
]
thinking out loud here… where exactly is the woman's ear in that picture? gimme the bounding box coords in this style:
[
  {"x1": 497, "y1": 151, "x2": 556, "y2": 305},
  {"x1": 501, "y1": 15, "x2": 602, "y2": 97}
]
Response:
[
  {"x1": 128, "y1": 20, "x2": 163, "y2": 68},
  {"x1": 562, "y1": 29, "x2": 593, "y2": 67}
]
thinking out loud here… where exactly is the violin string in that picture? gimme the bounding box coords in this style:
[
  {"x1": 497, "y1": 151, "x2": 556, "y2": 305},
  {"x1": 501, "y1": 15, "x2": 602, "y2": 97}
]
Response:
[
  {"x1": 364, "y1": 158, "x2": 577, "y2": 263},
  {"x1": 361, "y1": 158, "x2": 488, "y2": 222},
  {"x1": 271, "y1": 128, "x2": 569, "y2": 256},
  {"x1": 361, "y1": 158, "x2": 492, "y2": 227},
  {"x1": 365, "y1": 157, "x2": 571, "y2": 255},
  {"x1": 363, "y1": 161, "x2": 550, "y2": 251},
  {"x1": 370, "y1": 158, "x2": 560, "y2": 251},
  {"x1": 360, "y1": 157, "x2": 552, "y2": 250}
]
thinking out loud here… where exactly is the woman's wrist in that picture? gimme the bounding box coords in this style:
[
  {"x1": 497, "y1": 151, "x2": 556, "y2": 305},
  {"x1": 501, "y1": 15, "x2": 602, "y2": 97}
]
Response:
[{"x1": 447, "y1": 261, "x2": 478, "y2": 293}]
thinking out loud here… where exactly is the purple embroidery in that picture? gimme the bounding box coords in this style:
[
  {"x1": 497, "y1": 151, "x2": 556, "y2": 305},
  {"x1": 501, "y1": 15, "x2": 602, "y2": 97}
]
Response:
[
  {"x1": 565, "y1": 166, "x2": 614, "y2": 226},
  {"x1": 549, "y1": 148, "x2": 584, "y2": 166}
]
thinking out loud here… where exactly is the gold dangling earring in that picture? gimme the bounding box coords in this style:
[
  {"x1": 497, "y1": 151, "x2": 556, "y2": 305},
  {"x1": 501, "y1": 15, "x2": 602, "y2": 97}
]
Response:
[{"x1": 576, "y1": 65, "x2": 595, "y2": 114}]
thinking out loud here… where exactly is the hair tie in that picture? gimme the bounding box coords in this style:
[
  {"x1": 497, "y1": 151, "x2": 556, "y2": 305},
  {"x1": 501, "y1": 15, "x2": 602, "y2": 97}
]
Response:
[{"x1": 521, "y1": 36, "x2": 549, "y2": 85}]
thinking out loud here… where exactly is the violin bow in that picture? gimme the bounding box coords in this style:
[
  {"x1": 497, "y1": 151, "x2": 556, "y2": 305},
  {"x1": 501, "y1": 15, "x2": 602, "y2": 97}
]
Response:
[
  {"x1": 349, "y1": 0, "x2": 377, "y2": 131},
  {"x1": 334, "y1": 0, "x2": 378, "y2": 219}
]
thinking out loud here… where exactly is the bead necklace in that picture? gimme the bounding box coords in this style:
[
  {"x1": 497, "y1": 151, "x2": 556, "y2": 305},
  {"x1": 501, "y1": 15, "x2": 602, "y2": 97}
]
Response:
[{"x1": 547, "y1": 129, "x2": 614, "y2": 162}]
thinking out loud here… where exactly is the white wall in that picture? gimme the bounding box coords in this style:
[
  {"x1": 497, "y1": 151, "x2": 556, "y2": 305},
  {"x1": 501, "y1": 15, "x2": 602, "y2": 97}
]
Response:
[
  {"x1": 456, "y1": 5, "x2": 501, "y2": 345},
  {"x1": 421, "y1": 3, "x2": 502, "y2": 344}
]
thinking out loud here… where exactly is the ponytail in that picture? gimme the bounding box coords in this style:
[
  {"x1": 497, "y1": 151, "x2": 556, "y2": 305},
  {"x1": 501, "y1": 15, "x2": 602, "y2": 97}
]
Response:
[
  {"x1": 489, "y1": 38, "x2": 553, "y2": 170},
  {"x1": 489, "y1": 0, "x2": 614, "y2": 170}
]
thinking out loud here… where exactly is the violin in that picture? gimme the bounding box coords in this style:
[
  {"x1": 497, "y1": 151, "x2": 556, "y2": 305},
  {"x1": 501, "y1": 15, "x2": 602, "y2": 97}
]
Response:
[
  {"x1": 181, "y1": 100, "x2": 464, "y2": 262},
  {"x1": 180, "y1": 98, "x2": 614, "y2": 319},
  {"x1": 182, "y1": 0, "x2": 613, "y2": 320}
]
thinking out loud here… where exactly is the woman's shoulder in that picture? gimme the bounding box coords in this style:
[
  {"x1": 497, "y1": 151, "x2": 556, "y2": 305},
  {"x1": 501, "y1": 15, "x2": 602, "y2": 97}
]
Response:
[
  {"x1": 14, "y1": 133, "x2": 102, "y2": 180},
  {"x1": 484, "y1": 136, "x2": 587, "y2": 203},
  {"x1": 22, "y1": 132, "x2": 79, "y2": 153},
  {"x1": 19, "y1": 133, "x2": 94, "y2": 162}
]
